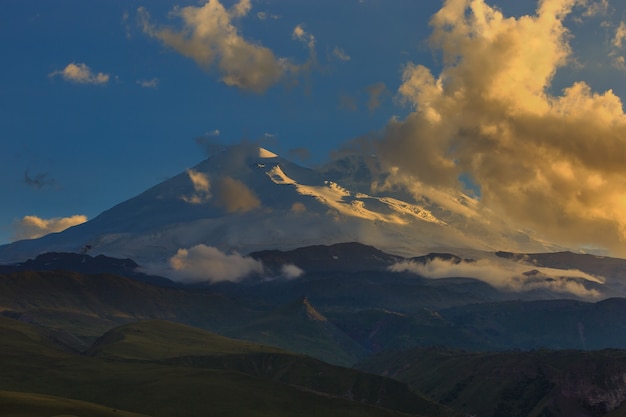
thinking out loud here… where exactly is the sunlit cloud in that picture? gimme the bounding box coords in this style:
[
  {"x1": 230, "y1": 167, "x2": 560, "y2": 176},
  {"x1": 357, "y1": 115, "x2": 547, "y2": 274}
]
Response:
[
  {"x1": 180, "y1": 169, "x2": 211, "y2": 204},
  {"x1": 374, "y1": 0, "x2": 626, "y2": 256},
  {"x1": 292, "y1": 24, "x2": 316, "y2": 49},
  {"x1": 390, "y1": 257, "x2": 604, "y2": 298},
  {"x1": 612, "y1": 21, "x2": 626, "y2": 48},
  {"x1": 49, "y1": 62, "x2": 110, "y2": 85},
  {"x1": 12, "y1": 215, "x2": 87, "y2": 241},
  {"x1": 169, "y1": 244, "x2": 263, "y2": 283},
  {"x1": 139, "y1": 0, "x2": 315, "y2": 93},
  {"x1": 215, "y1": 176, "x2": 261, "y2": 213}
]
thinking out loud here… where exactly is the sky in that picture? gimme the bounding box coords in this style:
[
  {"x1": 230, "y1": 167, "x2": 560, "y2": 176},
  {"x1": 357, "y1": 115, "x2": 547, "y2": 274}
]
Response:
[{"x1": 2, "y1": 0, "x2": 626, "y2": 256}]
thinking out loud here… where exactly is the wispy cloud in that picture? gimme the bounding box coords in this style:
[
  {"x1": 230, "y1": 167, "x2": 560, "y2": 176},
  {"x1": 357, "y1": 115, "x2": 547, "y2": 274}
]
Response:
[
  {"x1": 138, "y1": 0, "x2": 315, "y2": 93},
  {"x1": 12, "y1": 215, "x2": 87, "y2": 241},
  {"x1": 49, "y1": 62, "x2": 110, "y2": 85},
  {"x1": 24, "y1": 170, "x2": 55, "y2": 189},
  {"x1": 169, "y1": 244, "x2": 263, "y2": 283},
  {"x1": 365, "y1": 82, "x2": 388, "y2": 112},
  {"x1": 137, "y1": 78, "x2": 159, "y2": 88},
  {"x1": 332, "y1": 47, "x2": 351, "y2": 62},
  {"x1": 374, "y1": 0, "x2": 626, "y2": 256},
  {"x1": 390, "y1": 257, "x2": 604, "y2": 299}
]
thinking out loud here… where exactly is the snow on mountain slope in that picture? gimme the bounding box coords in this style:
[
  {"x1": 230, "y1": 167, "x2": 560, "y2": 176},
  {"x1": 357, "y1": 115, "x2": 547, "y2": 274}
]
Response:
[{"x1": 0, "y1": 145, "x2": 563, "y2": 264}]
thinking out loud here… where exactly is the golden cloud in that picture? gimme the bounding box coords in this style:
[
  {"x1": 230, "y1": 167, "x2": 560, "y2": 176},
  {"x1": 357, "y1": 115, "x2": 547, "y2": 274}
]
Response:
[
  {"x1": 12, "y1": 215, "x2": 88, "y2": 241},
  {"x1": 139, "y1": 0, "x2": 314, "y2": 93},
  {"x1": 215, "y1": 176, "x2": 261, "y2": 213},
  {"x1": 377, "y1": 0, "x2": 626, "y2": 255},
  {"x1": 49, "y1": 63, "x2": 110, "y2": 85}
]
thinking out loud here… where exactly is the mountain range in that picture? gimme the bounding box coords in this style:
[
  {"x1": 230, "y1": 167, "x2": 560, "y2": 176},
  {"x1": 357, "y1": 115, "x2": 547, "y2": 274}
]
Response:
[
  {"x1": 0, "y1": 145, "x2": 564, "y2": 265},
  {"x1": 3, "y1": 145, "x2": 626, "y2": 416}
]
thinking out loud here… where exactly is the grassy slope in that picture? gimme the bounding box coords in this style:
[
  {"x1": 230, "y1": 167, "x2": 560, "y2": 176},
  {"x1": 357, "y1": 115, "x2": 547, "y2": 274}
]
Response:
[
  {"x1": 0, "y1": 317, "x2": 449, "y2": 417},
  {"x1": 0, "y1": 390, "x2": 152, "y2": 417},
  {"x1": 0, "y1": 271, "x2": 367, "y2": 366}
]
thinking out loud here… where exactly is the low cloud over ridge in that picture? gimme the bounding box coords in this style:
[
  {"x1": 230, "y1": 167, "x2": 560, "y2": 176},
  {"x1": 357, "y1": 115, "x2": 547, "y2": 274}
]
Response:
[
  {"x1": 375, "y1": 0, "x2": 626, "y2": 256},
  {"x1": 390, "y1": 257, "x2": 604, "y2": 298},
  {"x1": 168, "y1": 244, "x2": 263, "y2": 283}
]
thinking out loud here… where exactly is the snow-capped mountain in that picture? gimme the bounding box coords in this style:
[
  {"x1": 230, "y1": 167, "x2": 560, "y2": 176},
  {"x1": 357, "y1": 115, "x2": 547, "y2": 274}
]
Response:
[{"x1": 0, "y1": 145, "x2": 562, "y2": 264}]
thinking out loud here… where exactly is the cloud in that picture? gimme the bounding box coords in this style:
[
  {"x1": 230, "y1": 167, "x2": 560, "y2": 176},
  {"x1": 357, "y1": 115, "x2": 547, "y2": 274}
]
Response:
[
  {"x1": 137, "y1": 78, "x2": 159, "y2": 88},
  {"x1": 365, "y1": 82, "x2": 388, "y2": 111},
  {"x1": 390, "y1": 257, "x2": 603, "y2": 298},
  {"x1": 257, "y1": 11, "x2": 279, "y2": 21},
  {"x1": 12, "y1": 215, "x2": 88, "y2": 241},
  {"x1": 139, "y1": 0, "x2": 314, "y2": 93},
  {"x1": 181, "y1": 169, "x2": 211, "y2": 204},
  {"x1": 215, "y1": 176, "x2": 261, "y2": 213},
  {"x1": 49, "y1": 62, "x2": 110, "y2": 85},
  {"x1": 291, "y1": 202, "x2": 307, "y2": 213},
  {"x1": 613, "y1": 21, "x2": 626, "y2": 48},
  {"x1": 293, "y1": 24, "x2": 316, "y2": 49},
  {"x1": 332, "y1": 47, "x2": 351, "y2": 62},
  {"x1": 373, "y1": 0, "x2": 626, "y2": 256},
  {"x1": 24, "y1": 171, "x2": 55, "y2": 189},
  {"x1": 281, "y1": 264, "x2": 304, "y2": 279},
  {"x1": 169, "y1": 244, "x2": 263, "y2": 283}
]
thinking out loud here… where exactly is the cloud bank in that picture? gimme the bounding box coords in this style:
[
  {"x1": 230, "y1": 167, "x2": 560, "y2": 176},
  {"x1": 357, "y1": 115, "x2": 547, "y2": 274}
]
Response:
[
  {"x1": 12, "y1": 215, "x2": 88, "y2": 241},
  {"x1": 390, "y1": 257, "x2": 604, "y2": 298},
  {"x1": 139, "y1": 0, "x2": 314, "y2": 93},
  {"x1": 169, "y1": 244, "x2": 263, "y2": 283},
  {"x1": 375, "y1": 0, "x2": 626, "y2": 256},
  {"x1": 49, "y1": 63, "x2": 110, "y2": 85}
]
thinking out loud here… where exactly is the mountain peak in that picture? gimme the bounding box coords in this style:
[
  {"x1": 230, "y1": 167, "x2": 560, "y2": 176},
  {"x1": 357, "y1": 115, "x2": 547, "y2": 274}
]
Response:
[{"x1": 258, "y1": 147, "x2": 278, "y2": 158}]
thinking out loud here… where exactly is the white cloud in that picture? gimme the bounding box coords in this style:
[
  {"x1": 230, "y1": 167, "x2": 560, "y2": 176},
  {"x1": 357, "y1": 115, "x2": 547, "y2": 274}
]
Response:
[
  {"x1": 139, "y1": 0, "x2": 314, "y2": 93},
  {"x1": 12, "y1": 215, "x2": 88, "y2": 241},
  {"x1": 281, "y1": 264, "x2": 304, "y2": 279},
  {"x1": 168, "y1": 244, "x2": 263, "y2": 283},
  {"x1": 390, "y1": 257, "x2": 604, "y2": 298},
  {"x1": 49, "y1": 63, "x2": 110, "y2": 85},
  {"x1": 375, "y1": 0, "x2": 626, "y2": 256}
]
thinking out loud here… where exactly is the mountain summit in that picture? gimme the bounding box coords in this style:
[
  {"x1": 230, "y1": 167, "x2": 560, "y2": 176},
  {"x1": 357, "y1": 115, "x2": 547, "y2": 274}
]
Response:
[{"x1": 0, "y1": 145, "x2": 560, "y2": 263}]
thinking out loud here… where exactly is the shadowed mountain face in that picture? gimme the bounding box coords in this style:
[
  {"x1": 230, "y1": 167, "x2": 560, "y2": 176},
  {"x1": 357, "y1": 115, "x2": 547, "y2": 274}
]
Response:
[{"x1": 357, "y1": 347, "x2": 626, "y2": 417}]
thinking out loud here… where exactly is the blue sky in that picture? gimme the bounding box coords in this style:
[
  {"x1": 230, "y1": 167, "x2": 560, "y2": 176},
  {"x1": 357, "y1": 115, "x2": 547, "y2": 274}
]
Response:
[{"x1": 2, "y1": 0, "x2": 626, "y2": 254}]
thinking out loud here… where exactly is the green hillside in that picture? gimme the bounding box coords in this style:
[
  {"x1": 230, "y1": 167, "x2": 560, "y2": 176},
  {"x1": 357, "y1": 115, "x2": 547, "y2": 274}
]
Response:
[
  {"x1": 0, "y1": 316, "x2": 452, "y2": 417},
  {"x1": 0, "y1": 390, "x2": 152, "y2": 417}
]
